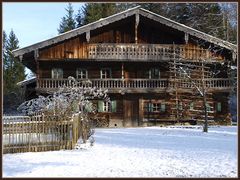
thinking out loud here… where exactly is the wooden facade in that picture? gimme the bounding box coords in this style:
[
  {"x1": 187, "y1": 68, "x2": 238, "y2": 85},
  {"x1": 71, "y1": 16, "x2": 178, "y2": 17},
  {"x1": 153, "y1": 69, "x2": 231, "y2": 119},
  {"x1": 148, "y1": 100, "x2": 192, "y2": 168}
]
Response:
[{"x1": 13, "y1": 7, "x2": 237, "y2": 127}]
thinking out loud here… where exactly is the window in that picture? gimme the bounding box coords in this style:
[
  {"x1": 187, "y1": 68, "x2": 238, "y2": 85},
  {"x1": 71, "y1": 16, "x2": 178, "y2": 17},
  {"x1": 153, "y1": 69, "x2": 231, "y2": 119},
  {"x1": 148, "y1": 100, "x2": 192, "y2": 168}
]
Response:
[
  {"x1": 100, "y1": 68, "x2": 111, "y2": 79},
  {"x1": 51, "y1": 68, "x2": 63, "y2": 79},
  {"x1": 76, "y1": 68, "x2": 88, "y2": 79},
  {"x1": 190, "y1": 102, "x2": 194, "y2": 110},
  {"x1": 152, "y1": 103, "x2": 161, "y2": 112},
  {"x1": 147, "y1": 102, "x2": 165, "y2": 112},
  {"x1": 216, "y1": 102, "x2": 222, "y2": 112},
  {"x1": 149, "y1": 68, "x2": 160, "y2": 79},
  {"x1": 98, "y1": 100, "x2": 116, "y2": 112}
]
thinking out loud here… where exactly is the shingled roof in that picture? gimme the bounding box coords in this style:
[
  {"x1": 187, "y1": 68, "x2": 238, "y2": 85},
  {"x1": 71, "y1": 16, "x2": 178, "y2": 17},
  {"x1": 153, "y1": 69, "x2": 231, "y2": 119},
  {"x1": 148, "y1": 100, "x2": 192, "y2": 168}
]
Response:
[{"x1": 13, "y1": 6, "x2": 237, "y2": 57}]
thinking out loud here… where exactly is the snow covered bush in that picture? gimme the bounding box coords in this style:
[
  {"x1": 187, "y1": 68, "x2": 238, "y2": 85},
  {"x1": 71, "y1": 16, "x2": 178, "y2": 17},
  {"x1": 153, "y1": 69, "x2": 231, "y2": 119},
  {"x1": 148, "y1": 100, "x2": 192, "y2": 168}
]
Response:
[{"x1": 18, "y1": 76, "x2": 109, "y2": 144}]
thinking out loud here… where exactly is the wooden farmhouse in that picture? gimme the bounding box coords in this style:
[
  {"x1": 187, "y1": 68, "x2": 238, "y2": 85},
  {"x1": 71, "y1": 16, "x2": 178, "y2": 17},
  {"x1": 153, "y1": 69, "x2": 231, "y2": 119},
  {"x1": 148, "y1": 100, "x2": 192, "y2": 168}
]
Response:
[{"x1": 13, "y1": 6, "x2": 237, "y2": 127}]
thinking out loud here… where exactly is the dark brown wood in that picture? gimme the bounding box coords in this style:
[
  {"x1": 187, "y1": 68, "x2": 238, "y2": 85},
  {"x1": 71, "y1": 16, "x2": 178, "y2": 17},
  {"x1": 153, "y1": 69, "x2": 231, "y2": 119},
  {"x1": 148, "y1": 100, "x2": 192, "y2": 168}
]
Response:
[{"x1": 13, "y1": 6, "x2": 236, "y2": 127}]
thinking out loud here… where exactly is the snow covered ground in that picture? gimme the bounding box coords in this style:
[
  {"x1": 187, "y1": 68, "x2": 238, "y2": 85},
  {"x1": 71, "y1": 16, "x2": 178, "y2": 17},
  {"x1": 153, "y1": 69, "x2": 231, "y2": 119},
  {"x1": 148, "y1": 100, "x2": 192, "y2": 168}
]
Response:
[{"x1": 3, "y1": 126, "x2": 237, "y2": 177}]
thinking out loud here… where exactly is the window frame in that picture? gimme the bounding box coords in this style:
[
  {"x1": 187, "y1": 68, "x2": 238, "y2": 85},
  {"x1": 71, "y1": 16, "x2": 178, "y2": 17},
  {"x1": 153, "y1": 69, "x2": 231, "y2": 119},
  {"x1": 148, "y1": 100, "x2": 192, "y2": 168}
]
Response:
[
  {"x1": 149, "y1": 68, "x2": 161, "y2": 79},
  {"x1": 98, "y1": 100, "x2": 117, "y2": 113},
  {"x1": 76, "y1": 68, "x2": 88, "y2": 79},
  {"x1": 51, "y1": 68, "x2": 63, "y2": 79},
  {"x1": 100, "y1": 68, "x2": 112, "y2": 79}
]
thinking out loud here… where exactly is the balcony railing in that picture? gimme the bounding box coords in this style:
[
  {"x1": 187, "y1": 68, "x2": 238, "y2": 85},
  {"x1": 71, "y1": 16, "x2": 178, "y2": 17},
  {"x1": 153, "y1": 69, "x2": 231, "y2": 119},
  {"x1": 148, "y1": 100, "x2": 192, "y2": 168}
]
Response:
[
  {"x1": 37, "y1": 78, "x2": 233, "y2": 92},
  {"x1": 87, "y1": 43, "x2": 223, "y2": 61}
]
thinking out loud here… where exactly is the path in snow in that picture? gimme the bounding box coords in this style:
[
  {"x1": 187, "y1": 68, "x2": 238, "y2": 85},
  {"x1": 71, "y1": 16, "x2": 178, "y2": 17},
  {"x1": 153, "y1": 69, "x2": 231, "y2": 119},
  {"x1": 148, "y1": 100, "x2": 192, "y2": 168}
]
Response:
[{"x1": 3, "y1": 126, "x2": 237, "y2": 177}]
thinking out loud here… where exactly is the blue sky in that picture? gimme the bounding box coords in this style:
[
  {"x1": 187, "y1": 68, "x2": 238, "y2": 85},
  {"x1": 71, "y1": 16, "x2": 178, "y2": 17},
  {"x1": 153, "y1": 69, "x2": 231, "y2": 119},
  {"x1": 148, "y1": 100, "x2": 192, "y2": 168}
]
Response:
[{"x1": 3, "y1": 2, "x2": 84, "y2": 47}]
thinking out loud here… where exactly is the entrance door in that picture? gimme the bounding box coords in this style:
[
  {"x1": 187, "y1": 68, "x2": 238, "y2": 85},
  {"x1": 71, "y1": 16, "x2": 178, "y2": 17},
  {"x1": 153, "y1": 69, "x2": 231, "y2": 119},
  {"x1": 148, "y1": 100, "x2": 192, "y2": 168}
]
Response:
[{"x1": 123, "y1": 96, "x2": 139, "y2": 127}]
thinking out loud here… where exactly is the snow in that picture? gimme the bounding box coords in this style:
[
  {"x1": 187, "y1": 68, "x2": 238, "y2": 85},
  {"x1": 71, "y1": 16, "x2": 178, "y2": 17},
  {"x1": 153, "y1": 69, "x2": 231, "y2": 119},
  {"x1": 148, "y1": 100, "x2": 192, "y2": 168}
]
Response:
[{"x1": 3, "y1": 126, "x2": 237, "y2": 178}]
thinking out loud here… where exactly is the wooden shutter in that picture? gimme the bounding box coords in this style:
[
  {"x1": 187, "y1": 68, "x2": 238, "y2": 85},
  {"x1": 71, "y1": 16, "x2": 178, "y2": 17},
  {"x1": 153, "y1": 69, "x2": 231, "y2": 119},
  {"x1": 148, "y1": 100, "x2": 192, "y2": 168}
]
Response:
[
  {"x1": 111, "y1": 100, "x2": 117, "y2": 112},
  {"x1": 161, "y1": 103, "x2": 166, "y2": 112},
  {"x1": 98, "y1": 101, "x2": 103, "y2": 112}
]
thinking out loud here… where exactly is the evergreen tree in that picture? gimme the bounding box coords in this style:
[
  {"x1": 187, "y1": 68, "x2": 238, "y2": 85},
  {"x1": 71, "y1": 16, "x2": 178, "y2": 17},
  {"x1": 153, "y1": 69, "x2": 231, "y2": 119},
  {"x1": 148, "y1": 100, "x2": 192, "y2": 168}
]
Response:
[
  {"x1": 3, "y1": 29, "x2": 26, "y2": 114},
  {"x1": 58, "y1": 3, "x2": 76, "y2": 34},
  {"x1": 4, "y1": 29, "x2": 26, "y2": 95},
  {"x1": 82, "y1": 3, "x2": 117, "y2": 25},
  {"x1": 3, "y1": 31, "x2": 8, "y2": 71},
  {"x1": 76, "y1": 8, "x2": 84, "y2": 28}
]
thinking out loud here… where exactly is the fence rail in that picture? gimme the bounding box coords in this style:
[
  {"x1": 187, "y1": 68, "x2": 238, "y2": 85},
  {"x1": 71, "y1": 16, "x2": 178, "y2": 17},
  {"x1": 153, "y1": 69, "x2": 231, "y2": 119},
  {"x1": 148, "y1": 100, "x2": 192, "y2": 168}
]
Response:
[{"x1": 3, "y1": 114, "x2": 81, "y2": 154}]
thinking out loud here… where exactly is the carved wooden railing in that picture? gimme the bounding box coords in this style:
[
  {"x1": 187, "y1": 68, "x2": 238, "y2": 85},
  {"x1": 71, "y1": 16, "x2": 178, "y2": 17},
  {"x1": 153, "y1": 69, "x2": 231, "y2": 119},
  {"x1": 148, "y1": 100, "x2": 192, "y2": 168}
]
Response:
[
  {"x1": 37, "y1": 78, "x2": 233, "y2": 90},
  {"x1": 87, "y1": 43, "x2": 223, "y2": 61},
  {"x1": 37, "y1": 79, "x2": 168, "y2": 89}
]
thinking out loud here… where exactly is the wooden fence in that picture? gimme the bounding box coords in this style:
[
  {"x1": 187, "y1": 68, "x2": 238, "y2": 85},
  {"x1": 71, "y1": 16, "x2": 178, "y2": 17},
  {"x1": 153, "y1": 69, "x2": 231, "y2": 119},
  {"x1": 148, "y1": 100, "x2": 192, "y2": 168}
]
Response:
[{"x1": 3, "y1": 113, "x2": 81, "y2": 154}]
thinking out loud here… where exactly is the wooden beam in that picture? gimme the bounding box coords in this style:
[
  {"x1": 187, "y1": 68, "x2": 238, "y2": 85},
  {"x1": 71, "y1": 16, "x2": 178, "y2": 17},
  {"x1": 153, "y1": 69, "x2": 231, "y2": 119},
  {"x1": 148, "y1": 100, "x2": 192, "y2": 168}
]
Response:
[
  {"x1": 184, "y1": 33, "x2": 189, "y2": 44},
  {"x1": 34, "y1": 49, "x2": 39, "y2": 60},
  {"x1": 135, "y1": 13, "x2": 139, "y2": 44},
  {"x1": 86, "y1": 31, "x2": 90, "y2": 43},
  {"x1": 121, "y1": 62, "x2": 124, "y2": 79},
  {"x1": 19, "y1": 55, "x2": 23, "y2": 62}
]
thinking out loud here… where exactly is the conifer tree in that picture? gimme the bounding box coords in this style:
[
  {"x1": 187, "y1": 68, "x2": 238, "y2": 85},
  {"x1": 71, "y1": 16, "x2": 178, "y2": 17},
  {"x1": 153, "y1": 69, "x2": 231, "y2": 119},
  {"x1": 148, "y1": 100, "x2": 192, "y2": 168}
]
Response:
[
  {"x1": 75, "y1": 8, "x2": 84, "y2": 28},
  {"x1": 58, "y1": 3, "x2": 76, "y2": 34},
  {"x1": 4, "y1": 29, "x2": 26, "y2": 95},
  {"x1": 82, "y1": 3, "x2": 117, "y2": 25},
  {"x1": 3, "y1": 29, "x2": 26, "y2": 113}
]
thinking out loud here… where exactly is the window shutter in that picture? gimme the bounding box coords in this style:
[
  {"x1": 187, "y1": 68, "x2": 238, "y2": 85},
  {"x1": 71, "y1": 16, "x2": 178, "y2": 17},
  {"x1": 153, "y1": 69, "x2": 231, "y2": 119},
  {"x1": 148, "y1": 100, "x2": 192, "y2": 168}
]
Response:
[
  {"x1": 111, "y1": 100, "x2": 117, "y2": 112},
  {"x1": 98, "y1": 101, "x2": 103, "y2": 112},
  {"x1": 148, "y1": 103, "x2": 153, "y2": 112},
  {"x1": 59, "y1": 69, "x2": 63, "y2": 78},
  {"x1": 161, "y1": 103, "x2": 166, "y2": 112},
  {"x1": 217, "y1": 102, "x2": 221, "y2": 112},
  {"x1": 190, "y1": 102, "x2": 194, "y2": 110}
]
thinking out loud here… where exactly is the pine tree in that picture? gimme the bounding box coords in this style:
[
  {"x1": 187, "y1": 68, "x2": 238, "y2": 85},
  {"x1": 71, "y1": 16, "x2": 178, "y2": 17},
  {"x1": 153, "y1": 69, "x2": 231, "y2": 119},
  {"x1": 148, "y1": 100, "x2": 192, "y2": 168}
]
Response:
[
  {"x1": 3, "y1": 29, "x2": 26, "y2": 113},
  {"x1": 4, "y1": 29, "x2": 26, "y2": 94},
  {"x1": 82, "y1": 3, "x2": 117, "y2": 25},
  {"x1": 3, "y1": 31, "x2": 8, "y2": 71},
  {"x1": 58, "y1": 3, "x2": 76, "y2": 34},
  {"x1": 76, "y1": 8, "x2": 84, "y2": 28}
]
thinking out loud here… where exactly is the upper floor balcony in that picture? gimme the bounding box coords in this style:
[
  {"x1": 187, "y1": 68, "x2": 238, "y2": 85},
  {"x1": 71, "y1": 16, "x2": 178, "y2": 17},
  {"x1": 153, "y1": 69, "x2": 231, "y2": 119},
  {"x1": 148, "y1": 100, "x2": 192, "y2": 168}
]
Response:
[
  {"x1": 39, "y1": 43, "x2": 225, "y2": 63},
  {"x1": 36, "y1": 78, "x2": 234, "y2": 94},
  {"x1": 86, "y1": 43, "x2": 224, "y2": 62}
]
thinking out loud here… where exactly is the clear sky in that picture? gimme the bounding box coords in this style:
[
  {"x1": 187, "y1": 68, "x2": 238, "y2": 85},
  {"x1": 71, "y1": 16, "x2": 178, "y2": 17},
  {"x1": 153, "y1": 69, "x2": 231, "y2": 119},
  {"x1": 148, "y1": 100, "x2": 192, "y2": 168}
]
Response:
[{"x1": 3, "y1": 2, "x2": 84, "y2": 47}]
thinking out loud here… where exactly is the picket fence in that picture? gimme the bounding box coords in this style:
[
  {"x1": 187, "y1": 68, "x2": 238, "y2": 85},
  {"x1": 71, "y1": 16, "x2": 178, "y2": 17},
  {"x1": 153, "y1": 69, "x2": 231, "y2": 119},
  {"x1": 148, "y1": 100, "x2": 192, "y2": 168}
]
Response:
[{"x1": 3, "y1": 113, "x2": 81, "y2": 154}]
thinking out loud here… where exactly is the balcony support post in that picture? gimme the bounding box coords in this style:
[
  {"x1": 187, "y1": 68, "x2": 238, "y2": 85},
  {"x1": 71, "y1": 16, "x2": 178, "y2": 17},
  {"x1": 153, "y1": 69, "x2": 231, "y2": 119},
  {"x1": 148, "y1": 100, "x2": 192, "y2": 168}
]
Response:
[
  {"x1": 86, "y1": 31, "x2": 90, "y2": 43},
  {"x1": 184, "y1": 33, "x2": 189, "y2": 44},
  {"x1": 121, "y1": 62, "x2": 125, "y2": 79},
  {"x1": 135, "y1": 13, "x2": 139, "y2": 44}
]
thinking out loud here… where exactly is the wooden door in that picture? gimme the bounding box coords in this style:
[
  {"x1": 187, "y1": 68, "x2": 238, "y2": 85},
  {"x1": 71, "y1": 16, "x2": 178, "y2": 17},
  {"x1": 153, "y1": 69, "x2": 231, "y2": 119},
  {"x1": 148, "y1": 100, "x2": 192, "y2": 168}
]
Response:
[{"x1": 123, "y1": 96, "x2": 139, "y2": 127}]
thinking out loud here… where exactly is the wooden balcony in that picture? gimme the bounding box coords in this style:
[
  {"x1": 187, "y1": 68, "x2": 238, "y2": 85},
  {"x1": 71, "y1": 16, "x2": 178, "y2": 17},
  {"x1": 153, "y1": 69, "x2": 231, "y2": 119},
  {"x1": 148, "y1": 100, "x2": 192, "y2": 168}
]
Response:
[
  {"x1": 37, "y1": 78, "x2": 233, "y2": 93},
  {"x1": 87, "y1": 43, "x2": 223, "y2": 62}
]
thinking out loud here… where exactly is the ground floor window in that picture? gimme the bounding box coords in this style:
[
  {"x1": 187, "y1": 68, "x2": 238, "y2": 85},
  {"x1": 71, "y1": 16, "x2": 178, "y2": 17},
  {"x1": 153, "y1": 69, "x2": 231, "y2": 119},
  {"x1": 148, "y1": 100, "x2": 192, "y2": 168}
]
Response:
[
  {"x1": 146, "y1": 102, "x2": 166, "y2": 112},
  {"x1": 98, "y1": 100, "x2": 116, "y2": 112}
]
